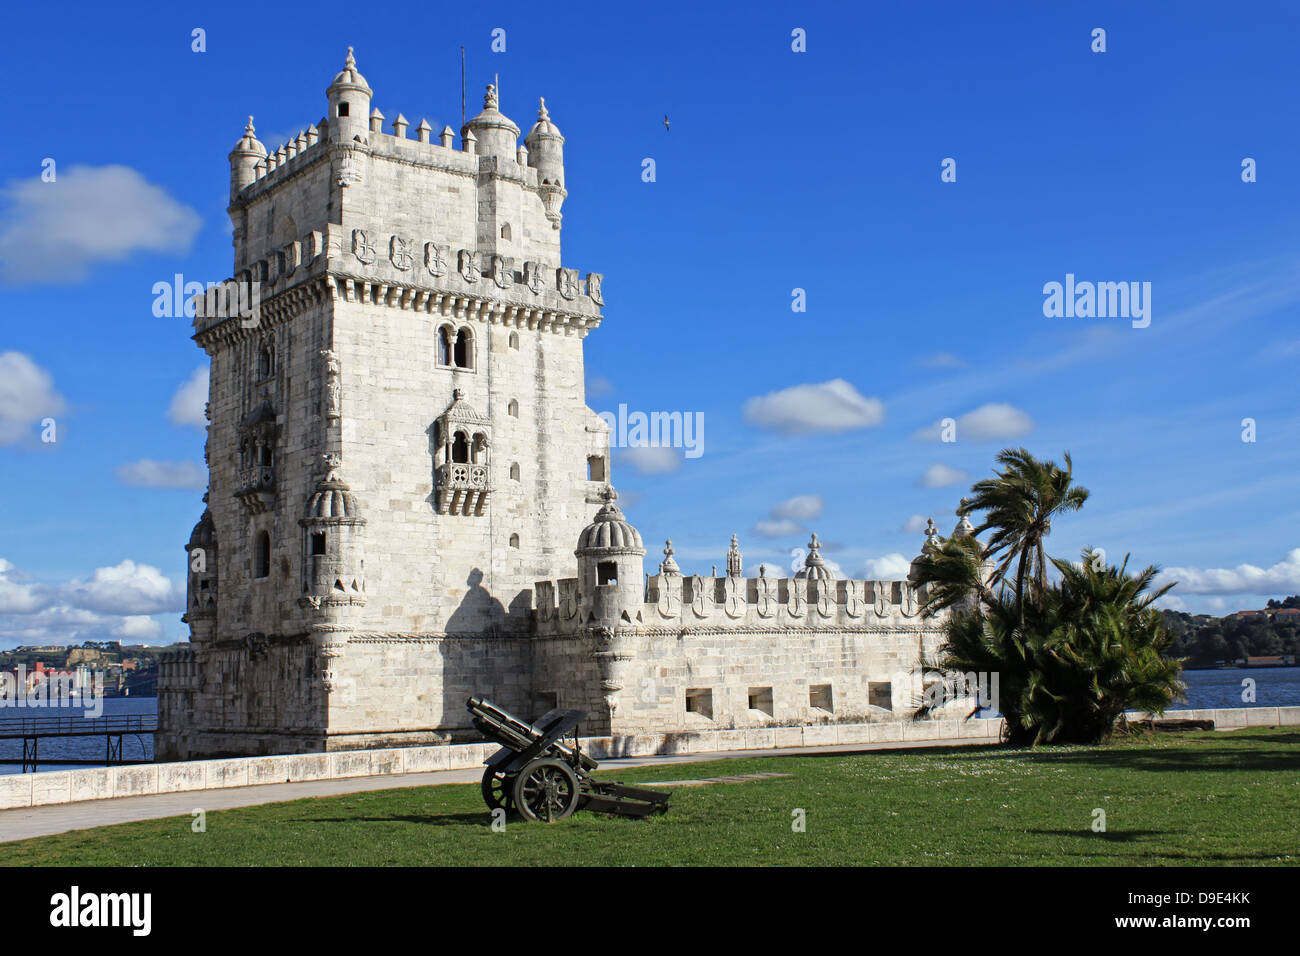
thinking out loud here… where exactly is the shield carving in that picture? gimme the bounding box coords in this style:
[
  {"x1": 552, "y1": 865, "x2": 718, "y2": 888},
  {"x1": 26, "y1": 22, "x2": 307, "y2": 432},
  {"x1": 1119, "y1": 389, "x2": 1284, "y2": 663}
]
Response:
[
  {"x1": 787, "y1": 579, "x2": 807, "y2": 617},
  {"x1": 873, "y1": 580, "x2": 890, "y2": 617},
  {"x1": 900, "y1": 582, "x2": 920, "y2": 618},
  {"x1": 844, "y1": 579, "x2": 864, "y2": 618},
  {"x1": 586, "y1": 272, "x2": 604, "y2": 305},
  {"x1": 458, "y1": 249, "x2": 480, "y2": 283},
  {"x1": 492, "y1": 255, "x2": 511, "y2": 289},
  {"x1": 559, "y1": 579, "x2": 579, "y2": 620},
  {"x1": 352, "y1": 229, "x2": 376, "y2": 265},
  {"x1": 535, "y1": 581, "x2": 555, "y2": 622},
  {"x1": 689, "y1": 575, "x2": 710, "y2": 618},
  {"x1": 390, "y1": 236, "x2": 414, "y2": 271},
  {"x1": 657, "y1": 576, "x2": 682, "y2": 618},
  {"x1": 756, "y1": 576, "x2": 777, "y2": 618},
  {"x1": 524, "y1": 261, "x2": 544, "y2": 294},
  {"x1": 724, "y1": 576, "x2": 745, "y2": 618},
  {"x1": 424, "y1": 243, "x2": 448, "y2": 277},
  {"x1": 814, "y1": 579, "x2": 833, "y2": 618},
  {"x1": 556, "y1": 267, "x2": 578, "y2": 300}
]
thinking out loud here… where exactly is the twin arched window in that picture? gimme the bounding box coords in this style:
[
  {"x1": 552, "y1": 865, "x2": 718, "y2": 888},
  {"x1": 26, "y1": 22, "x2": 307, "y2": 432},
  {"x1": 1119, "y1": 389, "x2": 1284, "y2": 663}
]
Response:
[{"x1": 437, "y1": 324, "x2": 474, "y2": 370}]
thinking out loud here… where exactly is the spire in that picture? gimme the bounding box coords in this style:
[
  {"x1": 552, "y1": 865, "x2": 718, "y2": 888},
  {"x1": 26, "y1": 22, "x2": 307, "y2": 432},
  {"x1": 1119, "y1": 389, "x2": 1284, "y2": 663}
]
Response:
[
  {"x1": 345, "y1": 46, "x2": 356, "y2": 69},
  {"x1": 538, "y1": 97, "x2": 550, "y2": 121},
  {"x1": 727, "y1": 534, "x2": 743, "y2": 577},
  {"x1": 660, "y1": 539, "x2": 680, "y2": 575}
]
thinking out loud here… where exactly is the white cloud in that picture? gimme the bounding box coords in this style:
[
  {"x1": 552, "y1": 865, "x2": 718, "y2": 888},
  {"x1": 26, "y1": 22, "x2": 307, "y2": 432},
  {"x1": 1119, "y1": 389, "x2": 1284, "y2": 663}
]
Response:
[
  {"x1": 753, "y1": 518, "x2": 804, "y2": 538},
  {"x1": 861, "y1": 553, "x2": 913, "y2": 579},
  {"x1": 918, "y1": 463, "x2": 970, "y2": 488},
  {"x1": 744, "y1": 379, "x2": 884, "y2": 435},
  {"x1": 168, "y1": 367, "x2": 209, "y2": 427},
  {"x1": 772, "y1": 494, "x2": 824, "y2": 521},
  {"x1": 754, "y1": 562, "x2": 786, "y2": 578},
  {"x1": 64, "y1": 560, "x2": 184, "y2": 616},
  {"x1": 115, "y1": 459, "x2": 206, "y2": 489},
  {"x1": 0, "y1": 558, "x2": 55, "y2": 613},
  {"x1": 0, "y1": 165, "x2": 202, "y2": 284},
  {"x1": 914, "y1": 403, "x2": 1034, "y2": 442},
  {"x1": 618, "y1": 445, "x2": 682, "y2": 475},
  {"x1": 1158, "y1": 548, "x2": 1300, "y2": 596},
  {"x1": 901, "y1": 514, "x2": 930, "y2": 534},
  {"x1": 0, "y1": 351, "x2": 66, "y2": 445},
  {"x1": 112, "y1": 615, "x2": 164, "y2": 641}
]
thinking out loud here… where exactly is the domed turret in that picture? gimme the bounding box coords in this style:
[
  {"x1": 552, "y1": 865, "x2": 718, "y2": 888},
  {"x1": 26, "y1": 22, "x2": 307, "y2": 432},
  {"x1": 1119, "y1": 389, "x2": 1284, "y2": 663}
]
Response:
[
  {"x1": 576, "y1": 487, "x2": 646, "y2": 627},
  {"x1": 463, "y1": 83, "x2": 520, "y2": 163},
  {"x1": 184, "y1": 504, "x2": 218, "y2": 630},
  {"x1": 525, "y1": 98, "x2": 567, "y2": 228},
  {"x1": 795, "y1": 533, "x2": 835, "y2": 581},
  {"x1": 228, "y1": 116, "x2": 267, "y2": 200},
  {"x1": 326, "y1": 47, "x2": 373, "y2": 144},
  {"x1": 299, "y1": 458, "x2": 366, "y2": 623}
]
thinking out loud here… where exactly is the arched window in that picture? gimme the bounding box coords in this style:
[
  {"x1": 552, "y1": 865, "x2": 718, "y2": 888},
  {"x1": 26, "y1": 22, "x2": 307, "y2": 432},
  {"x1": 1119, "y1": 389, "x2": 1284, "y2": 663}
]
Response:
[
  {"x1": 452, "y1": 431, "x2": 469, "y2": 464},
  {"x1": 437, "y1": 326, "x2": 454, "y2": 366},
  {"x1": 507, "y1": 399, "x2": 519, "y2": 418},
  {"x1": 311, "y1": 532, "x2": 326, "y2": 556},
  {"x1": 338, "y1": 101, "x2": 350, "y2": 118},
  {"x1": 500, "y1": 223, "x2": 512, "y2": 241},
  {"x1": 587, "y1": 455, "x2": 606, "y2": 482},
  {"x1": 508, "y1": 332, "x2": 519, "y2": 350},
  {"x1": 254, "y1": 531, "x2": 271, "y2": 579},
  {"x1": 454, "y1": 328, "x2": 473, "y2": 369},
  {"x1": 256, "y1": 439, "x2": 274, "y2": 468},
  {"x1": 509, "y1": 533, "x2": 520, "y2": 549},
  {"x1": 471, "y1": 432, "x2": 489, "y2": 464},
  {"x1": 509, "y1": 462, "x2": 520, "y2": 480}
]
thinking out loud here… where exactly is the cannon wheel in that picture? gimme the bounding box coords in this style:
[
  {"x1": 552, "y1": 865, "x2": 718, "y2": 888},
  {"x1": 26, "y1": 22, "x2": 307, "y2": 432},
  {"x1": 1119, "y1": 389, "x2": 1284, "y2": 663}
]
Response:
[
  {"x1": 481, "y1": 767, "x2": 513, "y2": 814},
  {"x1": 512, "y1": 758, "x2": 580, "y2": 823}
]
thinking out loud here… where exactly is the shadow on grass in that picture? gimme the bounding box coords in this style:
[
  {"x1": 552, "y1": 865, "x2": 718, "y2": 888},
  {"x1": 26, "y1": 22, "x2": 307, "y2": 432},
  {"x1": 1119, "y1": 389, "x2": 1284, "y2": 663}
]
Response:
[
  {"x1": 973, "y1": 743, "x2": 1300, "y2": 774},
  {"x1": 297, "y1": 813, "x2": 489, "y2": 827},
  {"x1": 1026, "y1": 828, "x2": 1168, "y2": 843}
]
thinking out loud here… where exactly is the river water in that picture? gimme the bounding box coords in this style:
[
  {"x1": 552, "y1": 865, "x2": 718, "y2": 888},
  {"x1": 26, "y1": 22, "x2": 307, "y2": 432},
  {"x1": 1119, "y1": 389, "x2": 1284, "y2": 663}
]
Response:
[{"x1": 2, "y1": 667, "x2": 1297, "y2": 775}]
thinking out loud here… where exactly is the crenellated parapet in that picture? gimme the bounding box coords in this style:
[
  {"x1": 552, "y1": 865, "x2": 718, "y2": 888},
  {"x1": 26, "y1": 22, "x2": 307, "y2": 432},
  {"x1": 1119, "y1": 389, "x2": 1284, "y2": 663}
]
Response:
[{"x1": 534, "y1": 572, "x2": 937, "y2": 636}]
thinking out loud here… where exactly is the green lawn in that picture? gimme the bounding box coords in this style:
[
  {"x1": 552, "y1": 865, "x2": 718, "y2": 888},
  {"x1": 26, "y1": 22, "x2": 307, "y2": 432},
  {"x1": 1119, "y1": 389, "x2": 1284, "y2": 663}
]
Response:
[{"x1": 6, "y1": 727, "x2": 1298, "y2": 866}]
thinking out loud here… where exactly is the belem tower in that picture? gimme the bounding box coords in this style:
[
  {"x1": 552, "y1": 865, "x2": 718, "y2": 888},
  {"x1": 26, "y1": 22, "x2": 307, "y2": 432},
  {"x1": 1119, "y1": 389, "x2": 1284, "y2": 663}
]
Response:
[{"x1": 156, "y1": 49, "x2": 971, "y2": 760}]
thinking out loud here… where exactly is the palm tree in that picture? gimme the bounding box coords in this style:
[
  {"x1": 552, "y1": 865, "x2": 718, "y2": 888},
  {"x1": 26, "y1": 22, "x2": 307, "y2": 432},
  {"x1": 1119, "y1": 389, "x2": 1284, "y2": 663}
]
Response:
[{"x1": 962, "y1": 448, "x2": 1090, "y2": 623}]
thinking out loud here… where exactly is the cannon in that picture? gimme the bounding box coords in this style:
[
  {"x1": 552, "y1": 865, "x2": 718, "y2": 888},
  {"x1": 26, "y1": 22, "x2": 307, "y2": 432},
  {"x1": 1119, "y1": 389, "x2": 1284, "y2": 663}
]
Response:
[{"x1": 467, "y1": 696, "x2": 671, "y2": 822}]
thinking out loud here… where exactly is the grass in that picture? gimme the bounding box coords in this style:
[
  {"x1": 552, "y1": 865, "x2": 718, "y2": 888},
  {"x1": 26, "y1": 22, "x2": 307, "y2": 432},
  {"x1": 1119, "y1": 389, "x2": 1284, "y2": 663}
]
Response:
[{"x1": 5, "y1": 727, "x2": 1298, "y2": 866}]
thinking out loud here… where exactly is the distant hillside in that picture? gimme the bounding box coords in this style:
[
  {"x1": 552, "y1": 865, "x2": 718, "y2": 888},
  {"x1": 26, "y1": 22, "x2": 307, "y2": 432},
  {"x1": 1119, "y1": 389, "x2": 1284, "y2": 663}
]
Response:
[{"x1": 1163, "y1": 597, "x2": 1300, "y2": 667}]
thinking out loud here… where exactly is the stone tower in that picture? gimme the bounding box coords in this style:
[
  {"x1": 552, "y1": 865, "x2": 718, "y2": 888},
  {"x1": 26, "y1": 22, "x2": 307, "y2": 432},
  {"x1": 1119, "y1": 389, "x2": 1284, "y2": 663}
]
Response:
[{"x1": 159, "y1": 49, "x2": 612, "y2": 759}]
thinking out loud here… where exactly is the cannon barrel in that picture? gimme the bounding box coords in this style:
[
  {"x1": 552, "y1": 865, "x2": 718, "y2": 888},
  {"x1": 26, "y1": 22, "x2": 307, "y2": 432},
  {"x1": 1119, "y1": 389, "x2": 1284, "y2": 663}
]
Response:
[{"x1": 467, "y1": 695, "x2": 586, "y2": 763}]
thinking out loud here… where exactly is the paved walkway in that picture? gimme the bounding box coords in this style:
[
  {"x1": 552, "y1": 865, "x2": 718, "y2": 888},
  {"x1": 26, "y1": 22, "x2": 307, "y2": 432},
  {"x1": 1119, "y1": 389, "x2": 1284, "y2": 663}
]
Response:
[{"x1": 0, "y1": 735, "x2": 998, "y2": 843}]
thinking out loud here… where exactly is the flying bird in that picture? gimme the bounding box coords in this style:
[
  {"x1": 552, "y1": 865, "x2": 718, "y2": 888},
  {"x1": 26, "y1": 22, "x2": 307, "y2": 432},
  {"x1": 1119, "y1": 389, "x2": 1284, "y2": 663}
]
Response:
[{"x1": 663, "y1": 114, "x2": 670, "y2": 132}]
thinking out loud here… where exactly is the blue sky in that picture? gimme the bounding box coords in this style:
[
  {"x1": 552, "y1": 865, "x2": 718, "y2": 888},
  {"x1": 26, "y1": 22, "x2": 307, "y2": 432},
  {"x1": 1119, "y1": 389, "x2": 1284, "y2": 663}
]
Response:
[{"x1": 2, "y1": 0, "x2": 1299, "y2": 647}]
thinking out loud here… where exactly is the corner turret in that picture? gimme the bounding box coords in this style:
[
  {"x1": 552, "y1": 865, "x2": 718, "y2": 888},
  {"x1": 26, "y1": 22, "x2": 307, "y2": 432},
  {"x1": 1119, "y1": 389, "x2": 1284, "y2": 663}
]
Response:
[
  {"x1": 576, "y1": 486, "x2": 645, "y2": 627},
  {"x1": 463, "y1": 83, "x2": 520, "y2": 163},
  {"x1": 326, "y1": 46, "x2": 373, "y2": 144},
  {"x1": 228, "y1": 117, "x2": 266, "y2": 201},
  {"x1": 525, "y1": 98, "x2": 567, "y2": 228}
]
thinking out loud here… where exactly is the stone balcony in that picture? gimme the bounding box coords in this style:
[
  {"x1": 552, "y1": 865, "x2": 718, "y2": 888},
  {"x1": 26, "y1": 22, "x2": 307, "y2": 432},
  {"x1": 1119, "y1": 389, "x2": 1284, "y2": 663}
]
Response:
[
  {"x1": 235, "y1": 466, "x2": 276, "y2": 514},
  {"x1": 436, "y1": 462, "x2": 489, "y2": 516}
]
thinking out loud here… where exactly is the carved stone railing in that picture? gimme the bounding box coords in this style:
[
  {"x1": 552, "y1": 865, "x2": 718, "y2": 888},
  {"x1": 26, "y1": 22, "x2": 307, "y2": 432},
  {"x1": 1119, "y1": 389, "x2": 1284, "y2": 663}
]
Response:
[
  {"x1": 234, "y1": 466, "x2": 275, "y2": 514},
  {"x1": 436, "y1": 462, "x2": 490, "y2": 515}
]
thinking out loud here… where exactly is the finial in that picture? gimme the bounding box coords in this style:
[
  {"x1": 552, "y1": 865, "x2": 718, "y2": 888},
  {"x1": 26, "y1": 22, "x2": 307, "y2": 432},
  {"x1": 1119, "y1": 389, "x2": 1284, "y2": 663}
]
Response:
[
  {"x1": 246, "y1": 116, "x2": 256, "y2": 135},
  {"x1": 484, "y1": 84, "x2": 499, "y2": 110},
  {"x1": 808, "y1": 533, "x2": 821, "y2": 552},
  {"x1": 538, "y1": 97, "x2": 549, "y2": 120},
  {"x1": 345, "y1": 46, "x2": 356, "y2": 69},
  {"x1": 659, "y1": 539, "x2": 680, "y2": 575},
  {"x1": 664, "y1": 539, "x2": 674, "y2": 558},
  {"x1": 731, "y1": 533, "x2": 738, "y2": 548},
  {"x1": 924, "y1": 518, "x2": 940, "y2": 550},
  {"x1": 322, "y1": 453, "x2": 342, "y2": 470},
  {"x1": 599, "y1": 485, "x2": 619, "y2": 504},
  {"x1": 958, "y1": 496, "x2": 971, "y2": 516}
]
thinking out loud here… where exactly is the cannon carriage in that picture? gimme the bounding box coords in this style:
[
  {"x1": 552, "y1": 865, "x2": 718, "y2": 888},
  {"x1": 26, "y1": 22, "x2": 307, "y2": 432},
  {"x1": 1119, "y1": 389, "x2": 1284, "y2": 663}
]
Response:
[{"x1": 467, "y1": 696, "x2": 671, "y2": 822}]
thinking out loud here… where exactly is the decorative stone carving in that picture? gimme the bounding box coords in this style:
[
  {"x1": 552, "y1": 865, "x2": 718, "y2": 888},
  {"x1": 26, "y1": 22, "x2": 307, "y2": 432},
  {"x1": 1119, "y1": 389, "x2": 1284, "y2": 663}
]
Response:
[
  {"x1": 352, "y1": 229, "x2": 376, "y2": 264},
  {"x1": 657, "y1": 574, "x2": 681, "y2": 618},
  {"x1": 459, "y1": 249, "x2": 480, "y2": 283},
  {"x1": 321, "y1": 350, "x2": 341, "y2": 420},
  {"x1": 814, "y1": 579, "x2": 834, "y2": 618},
  {"x1": 390, "y1": 235, "x2": 414, "y2": 271},
  {"x1": 424, "y1": 242, "x2": 448, "y2": 277},
  {"x1": 724, "y1": 575, "x2": 745, "y2": 619},
  {"x1": 524, "y1": 261, "x2": 544, "y2": 294},
  {"x1": 756, "y1": 575, "x2": 777, "y2": 618},
  {"x1": 586, "y1": 272, "x2": 603, "y2": 305},
  {"x1": 689, "y1": 574, "x2": 710, "y2": 618},
  {"x1": 491, "y1": 254, "x2": 511, "y2": 289},
  {"x1": 556, "y1": 267, "x2": 578, "y2": 300},
  {"x1": 536, "y1": 580, "x2": 556, "y2": 622},
  {"x1": 874, "y1": 580, "x2": 890, "y2": 617},
  {"x1": 844, "y1": 579, "x2": 865, "y2": 618},
  {"x1": 787, "y1": 578, "x2": 807, "y2": 617},
  {"x1": 559, "y1": 579, "x2": 579, "y2": 620},
  {"x1": 900, "y1": 582, "x2": 920, "y2": 617}
]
